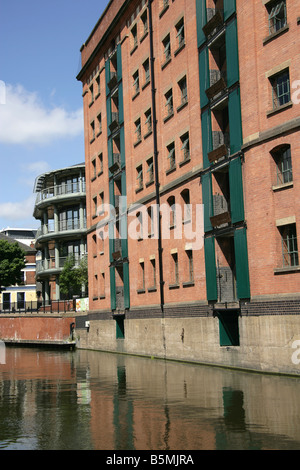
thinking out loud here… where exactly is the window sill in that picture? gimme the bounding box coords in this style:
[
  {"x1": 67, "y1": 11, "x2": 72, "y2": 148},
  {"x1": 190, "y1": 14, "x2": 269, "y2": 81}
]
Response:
[
  {"x1": 133, "y1": 139, "x2": 142, "y2": 148},
  {"x1": 140, "y1": 31, "x2": 148, "y2": 44},
  {"x1": 145, "y1": 179, "x2": 154, "y2": 188},
  {"x1": 142, "y1": 79, "x2": 150, "y2": 91},
  {"x1": 96, "y1": 130, "x2": 102, "y2": 138},
  {"x1": 135, "y1": 186, "x2": 143, "y2": 194},
  {"x1": 274, "y1": 266, "x2": 300, "y2": 274},
  {"x1": 137, "y1": 288, "x2": 146, "y2": 294},
  {"x1": 169, "y1": 283, "x2": 180, "y2": 290},
  {"x1": 95, "y1": 92, "x2": 100, "y2": 101},
  {"x1": 130, "y1": 44, "x2": 138, "y2": 56},
  {"x1": 163, "y1": 112, "x2": 174, "y2": 124},
  {"x1": 272, "y1": 181, "x2": 293, "y2": 192},
  {"x1": 266, "y1": 101, "x2": 293, "y2": 117},
  {"x1": 89, "y1": 101, "x2": 94, "y2": 108},
  {"x1": 90, "y1": 138, "x2": 95, "y2": 144},
  {"x1": 148, "y1": 286, "x2": 157, "y2": 293},
  {"x1": 182, "y1": 281, "x2": 194, "y2": 288},
  {"x1": 99, "y1": 294, "x2": 105, "y2": 300},
  {"x1": 174, "y1": 42, "x2": 185, "y2": 57},
  {"x1": 166, "y1": 165, "x2": 176, "y2": 175},
  {"x1": 144, "y1": 130, "x2": 152, "y2": 140},
  {"x1": 263, "y1": 24, "x2": 289, "y2": 46},
  {"x1": 132, "y1": 91, "x2": 140, "y2": 101},
  {"x1": 159, "y1": 4, "x2": 169, "y2": 19},
  {"x1": 179, "y1": 157, "x2": 190, "y2": 167},
  {"x1": 161, "y1": 57, "x2": 171, "y2": 71},
  {"x1": 177, "y1": 100, "x2": 188, "y2": 113}
]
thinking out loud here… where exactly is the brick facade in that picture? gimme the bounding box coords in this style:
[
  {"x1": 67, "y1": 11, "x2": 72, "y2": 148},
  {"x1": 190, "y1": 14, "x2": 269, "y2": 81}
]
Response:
[{"x1": 76, "y1": 0, "x2": 300, "y2": 371}]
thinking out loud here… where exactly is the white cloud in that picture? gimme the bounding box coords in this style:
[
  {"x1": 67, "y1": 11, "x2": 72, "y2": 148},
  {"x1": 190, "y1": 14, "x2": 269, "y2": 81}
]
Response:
[
  {"x1": 0, "y1": 195, "x2": 36, "y2": 222},
  {"x1": 0, "y1": 84, "x2": 83, "y2": 145},
  {"x1": 19, "y1": 160, "x2": 52, "y2": 188}
]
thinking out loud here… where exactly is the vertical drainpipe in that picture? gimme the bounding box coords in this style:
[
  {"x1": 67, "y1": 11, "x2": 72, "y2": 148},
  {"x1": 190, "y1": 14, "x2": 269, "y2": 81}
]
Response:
[{"x1": 148, "y1": 0, "x2": 165, "y2": 314}]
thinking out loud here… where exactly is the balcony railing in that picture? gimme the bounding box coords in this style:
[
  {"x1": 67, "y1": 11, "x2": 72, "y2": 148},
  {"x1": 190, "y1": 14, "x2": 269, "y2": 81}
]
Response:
[
  {"x1": 36, "y1": 218, "x2": 87, "y2": 240},
  {"x1": 206, "y1": 70, "x2": 227, "y2": 100},
  {"x1": 109, "y1": 153, "x2": 121, "y2": 173},
  {"x1": 36, "y1": 254, "x2": 87, "y2": 274},
  {"x1": 210, "y1": 194, "x2": 231, "y2": 228},
  {"x1": 203, "y1": 8, "x2": 224, "y2": 37},
  {"x1": 109, "y1": 112, "x2": 119, "y2": 132},
  {"x1": 208, "y1": 131, "x2": 230, "y2": 163},
  {"x1": 108, "y1": 71, "x2": 118, "y2": 90},
  {"x1": 35, "y1": 181, "x2": 86, "y2": 204}
]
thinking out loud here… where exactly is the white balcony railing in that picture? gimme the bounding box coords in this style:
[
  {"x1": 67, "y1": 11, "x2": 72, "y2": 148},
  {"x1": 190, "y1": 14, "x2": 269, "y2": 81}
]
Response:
[
  {"x1": 36, "y1": 218, "x2": 87, "y2": 240},
  {"x1": 35, "y1": 181, "x2": 86, "y2": 204}
]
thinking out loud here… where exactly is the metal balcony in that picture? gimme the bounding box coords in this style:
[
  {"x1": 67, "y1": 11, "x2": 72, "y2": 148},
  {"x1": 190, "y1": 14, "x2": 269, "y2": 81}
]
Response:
[
  {"x1": 206, "y1": 70, "x2": 227, "y2": 100},
  {"x1": 202, "y1": 8, "x2": 224, "y2": 37},
  {"x1": 109, "y1": 112, "x2": 119, "y2": 132},
  {"x1": 112, "y1": 238, "x2": 122, "y2": 260},
  {"x1": 109, "y1": 153, "x2": 121, "y2": 173},
  {"x1": 210, "y1": 194, "x2": 231, "y2": 228},
  {"x1": 108, "y1": 71, "x2": 118, "y2": 90},
  {"x1": 208, "y1": 131, "x2": 230, "y2": 163}
]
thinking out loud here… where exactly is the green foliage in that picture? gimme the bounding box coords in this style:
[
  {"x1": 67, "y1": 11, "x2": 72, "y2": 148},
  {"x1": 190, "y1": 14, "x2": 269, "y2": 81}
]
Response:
[
  {"x1": 59, "y1": 255, "x2": 88, "y2": 298},
  {"x1": 0, "y1": 240, "x2": 26, "y2": 288}
]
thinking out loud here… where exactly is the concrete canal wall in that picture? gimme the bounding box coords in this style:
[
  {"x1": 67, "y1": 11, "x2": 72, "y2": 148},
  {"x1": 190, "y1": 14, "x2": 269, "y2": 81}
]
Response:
[
  {"x1": 75, "y1": 313, "x2": 300, "y2": 377},
  {"x1": 0, "y1": 314, "x2": 76, "y2": 345}
]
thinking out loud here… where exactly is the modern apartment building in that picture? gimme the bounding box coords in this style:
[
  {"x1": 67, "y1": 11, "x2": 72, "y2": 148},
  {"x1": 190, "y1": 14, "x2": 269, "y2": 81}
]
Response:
[
  {"x1": 33, "y1": 163, "x2": 87, "y2": 303},
  {"x1": 76, "y1": 0, "x2": 300, "y2": 375},
  {"x1": 0, "y1": 227, "x2": 37, "y2": 247}
]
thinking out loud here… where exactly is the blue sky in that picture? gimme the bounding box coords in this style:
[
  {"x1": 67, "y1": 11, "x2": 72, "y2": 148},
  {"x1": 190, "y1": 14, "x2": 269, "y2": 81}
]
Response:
[{"x1": 0, "y1": 0, "x2": 108, "y2": 230}]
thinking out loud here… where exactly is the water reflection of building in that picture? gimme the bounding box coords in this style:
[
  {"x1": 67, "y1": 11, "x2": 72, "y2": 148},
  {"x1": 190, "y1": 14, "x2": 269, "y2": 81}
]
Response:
[
  {"x1": 33, "y1": 163, "x2": 87, "y2": 303},
  {"x1": 1, "y1": 349, "x2": 300, "y2": 450},
  {"x1": 75, "y1": 0, "x2": 300, "y2": 376}
]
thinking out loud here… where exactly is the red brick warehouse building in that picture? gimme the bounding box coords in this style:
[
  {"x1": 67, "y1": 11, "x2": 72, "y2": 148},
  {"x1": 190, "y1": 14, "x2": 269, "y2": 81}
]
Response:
[{"x1": 76, "y1": 0, "x2": 300, "y2": 375}]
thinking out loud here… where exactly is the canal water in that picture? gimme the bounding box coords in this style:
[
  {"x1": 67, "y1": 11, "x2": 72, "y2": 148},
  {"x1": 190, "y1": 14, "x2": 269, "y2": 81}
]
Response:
[{"x1": 0, "y1": 346, "x2": 299, "y2": 450}]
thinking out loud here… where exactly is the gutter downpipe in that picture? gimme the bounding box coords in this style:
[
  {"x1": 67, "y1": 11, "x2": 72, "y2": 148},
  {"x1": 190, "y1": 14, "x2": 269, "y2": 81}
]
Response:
[{"x1": 148, "y1": 0, "x2": 165, "y2": 315}]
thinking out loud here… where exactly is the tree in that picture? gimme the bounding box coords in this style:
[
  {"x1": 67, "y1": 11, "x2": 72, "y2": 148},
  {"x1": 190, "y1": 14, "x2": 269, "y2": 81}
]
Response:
[
  {"x1": 59, "y1": 255, "x2": 88, "y2": 299},
  {"x1": 0, "y1": 240, "x2": 26, "y2": 291}
]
